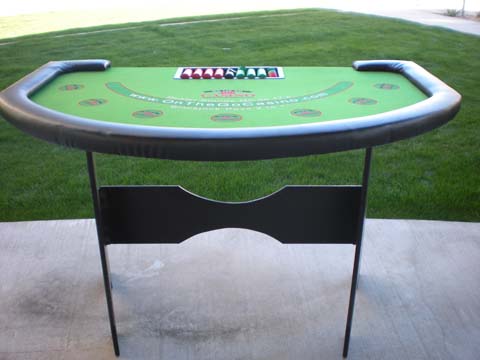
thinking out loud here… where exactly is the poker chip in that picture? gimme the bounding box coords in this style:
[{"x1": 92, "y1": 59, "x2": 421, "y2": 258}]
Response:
[
  {"x1": 202, "y1": 68, "x2": 214, "y2": 79},
  {"x1": 180, "y1": 68, "x2": 193, "y2": 79},
  {"x1": 192, "y1": 68, "x2": 203, "y2": 79}
]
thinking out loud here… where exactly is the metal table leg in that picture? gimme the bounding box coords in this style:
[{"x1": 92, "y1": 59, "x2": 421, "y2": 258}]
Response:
[
  {"x1": 343, "y1": 147, "x2": 373, "y2": 358},
  {"x1": 86, "y1": 152, "x2": 120, "y2": 356}
]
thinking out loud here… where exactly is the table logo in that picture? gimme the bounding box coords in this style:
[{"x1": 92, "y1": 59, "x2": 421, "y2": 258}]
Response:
[
  {"x1": 201, "y1": 89, "x2": 255, "y2": 98},
  {"x1": 106, "y1": 81, "x2": 353, "y2": 109}
]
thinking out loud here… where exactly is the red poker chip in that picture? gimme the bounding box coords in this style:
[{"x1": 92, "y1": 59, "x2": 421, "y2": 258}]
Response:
[
  {"x1": 214, "y1": 68, "x2": 224, "y2": 79},
  {"x1": 203, "y1": 68, "x2": 214, "y2": 79},
  {"x1": 192, "y1": 68, "x2": 204, "y2": 79},
  {"x1": 181, "y1": 68, "x2": 193, "y2": 79}
]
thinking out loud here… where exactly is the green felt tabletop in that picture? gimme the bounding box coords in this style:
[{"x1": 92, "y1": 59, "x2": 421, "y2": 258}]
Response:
[{"x1": 30, "y1": 67, "x2": 427, "y2": 128}]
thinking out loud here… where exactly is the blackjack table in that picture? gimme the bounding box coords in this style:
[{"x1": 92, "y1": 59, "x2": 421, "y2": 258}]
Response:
[{"x1": 0, "y1": 59, "x2": 461, "y2": 357}]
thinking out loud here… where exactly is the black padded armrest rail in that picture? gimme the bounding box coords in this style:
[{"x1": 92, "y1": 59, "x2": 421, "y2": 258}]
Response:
[{"x1": 0, "y1": 60, "x2": 461, "y2": 161}]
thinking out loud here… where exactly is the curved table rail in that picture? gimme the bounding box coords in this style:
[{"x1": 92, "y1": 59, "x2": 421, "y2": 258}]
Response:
[{"x1": 0, "y1": 59, "x2": 461, "y2": 160}]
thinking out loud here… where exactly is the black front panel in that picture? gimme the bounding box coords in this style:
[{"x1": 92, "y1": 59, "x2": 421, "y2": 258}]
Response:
[{"x1": 99, "y1": 185, "x2": 362, "y2": 245}]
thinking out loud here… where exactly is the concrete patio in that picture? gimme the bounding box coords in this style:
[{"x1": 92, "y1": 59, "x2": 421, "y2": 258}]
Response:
[{"x1": 0, "y1": 218, "x2": 479, "y2": 359}]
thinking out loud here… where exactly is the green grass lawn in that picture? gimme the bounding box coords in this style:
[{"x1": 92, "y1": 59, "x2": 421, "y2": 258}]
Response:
[{"x1": 0, "y1": 9, "x2": 479, "y2": 222}]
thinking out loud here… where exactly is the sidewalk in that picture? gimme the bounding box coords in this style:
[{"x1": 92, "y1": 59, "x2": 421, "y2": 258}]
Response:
[
  {"x1": 1, "y1": 1, "x2": 479, "y2": 39},
  {"x1": 339, "y1": 8, "x2": 480, "y2": 36}
]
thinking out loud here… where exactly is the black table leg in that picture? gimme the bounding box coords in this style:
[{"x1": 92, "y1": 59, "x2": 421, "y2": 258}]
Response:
[
  {"x1": 342, "y1": 147, "x2": 373, "y2": 358},
  {"x1": 86, "y1": 152, "x2": 120, "y2": 356}
]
